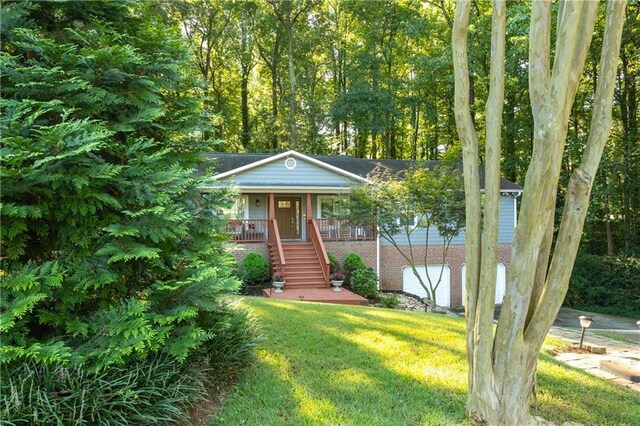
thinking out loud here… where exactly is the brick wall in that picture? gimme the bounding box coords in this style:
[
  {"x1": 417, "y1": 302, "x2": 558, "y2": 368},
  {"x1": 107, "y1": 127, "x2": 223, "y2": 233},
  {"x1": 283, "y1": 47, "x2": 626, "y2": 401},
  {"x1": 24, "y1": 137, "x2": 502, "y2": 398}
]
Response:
[
  {"x1": 324, "y1": 241, "x2": 377, "y2": 270},
  {"x1": 230, "y1": 242, "x2": 270, "y2": 268},
  {"x1": 232, "y1": 240, "x2": 513, "y2": 309},
  {"x1": 379, "y1": 243, "x2": 512, "y2": 308}
]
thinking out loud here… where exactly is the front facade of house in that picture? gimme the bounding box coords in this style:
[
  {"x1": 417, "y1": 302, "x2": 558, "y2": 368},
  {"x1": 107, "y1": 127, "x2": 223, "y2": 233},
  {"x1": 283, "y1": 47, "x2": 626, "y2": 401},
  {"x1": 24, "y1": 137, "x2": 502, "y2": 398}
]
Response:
[{"x1": 205, "y1": 150, "x2": 522, "y2": 308}]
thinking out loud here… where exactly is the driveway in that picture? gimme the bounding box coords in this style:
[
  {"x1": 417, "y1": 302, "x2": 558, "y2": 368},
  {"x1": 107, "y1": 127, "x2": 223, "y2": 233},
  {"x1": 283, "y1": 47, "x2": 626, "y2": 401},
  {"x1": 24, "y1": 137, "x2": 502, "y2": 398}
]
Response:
[{"x1": 553, "y1": 307, "x2": 640, "y2": 343}]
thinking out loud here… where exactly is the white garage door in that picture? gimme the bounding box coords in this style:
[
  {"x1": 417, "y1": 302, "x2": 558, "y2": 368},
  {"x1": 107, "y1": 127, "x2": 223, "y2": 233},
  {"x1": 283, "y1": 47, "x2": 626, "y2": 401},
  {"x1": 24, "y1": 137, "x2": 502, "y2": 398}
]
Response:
[
  {"x1": 461, "y1": 263, "x2": 507, "y2": 305},
  {"x1": 402, "y1": 265, "x2": 451, "y2": 308}
]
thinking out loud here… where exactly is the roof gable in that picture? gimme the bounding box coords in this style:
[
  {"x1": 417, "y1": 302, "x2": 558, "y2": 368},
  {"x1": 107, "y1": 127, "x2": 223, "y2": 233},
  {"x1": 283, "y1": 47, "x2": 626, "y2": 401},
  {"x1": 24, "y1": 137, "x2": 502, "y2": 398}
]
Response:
[
  {"x1": 209, "y1": 150, "x2": 368, "y2": 190},
  {"x1": 202, "y1": 150, "x2": 523, "y2": 192}
]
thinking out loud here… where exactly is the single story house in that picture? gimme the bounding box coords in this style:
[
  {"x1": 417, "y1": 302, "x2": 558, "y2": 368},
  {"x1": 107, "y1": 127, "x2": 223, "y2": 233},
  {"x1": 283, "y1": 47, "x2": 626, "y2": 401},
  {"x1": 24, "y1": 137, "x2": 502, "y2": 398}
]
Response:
[{"x1": 203, "y1": 150, "x2": 522, "y2": 308}]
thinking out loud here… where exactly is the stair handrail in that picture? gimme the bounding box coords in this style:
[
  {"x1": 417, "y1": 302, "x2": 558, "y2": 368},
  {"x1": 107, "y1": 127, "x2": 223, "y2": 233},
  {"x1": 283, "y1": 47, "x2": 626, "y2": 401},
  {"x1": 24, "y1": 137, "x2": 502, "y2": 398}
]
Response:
[
  {"x1": 308, "y1": 218, "x2": 330, "y2": 287},
  {"x1": 268, "y1": 219, "x2": 286, "y2": 275}
]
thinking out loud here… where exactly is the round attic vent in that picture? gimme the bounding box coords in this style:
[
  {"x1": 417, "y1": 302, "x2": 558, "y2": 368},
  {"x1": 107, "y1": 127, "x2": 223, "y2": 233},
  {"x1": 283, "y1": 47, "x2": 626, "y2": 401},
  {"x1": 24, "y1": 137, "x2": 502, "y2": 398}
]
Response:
[{"x1": 284, "y1": 157, "x2": 297, "y2": 169}]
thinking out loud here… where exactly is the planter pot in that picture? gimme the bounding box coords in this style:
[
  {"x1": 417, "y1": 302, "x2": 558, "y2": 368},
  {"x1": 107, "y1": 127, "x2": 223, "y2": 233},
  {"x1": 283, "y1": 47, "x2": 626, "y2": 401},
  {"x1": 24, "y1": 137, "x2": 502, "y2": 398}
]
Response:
[
  {"x1": 331, "y1": 280, "x2": 344, "y2": 292},
  {"x1": 272, "y1": 281, "x2": 285, "y2": 293}
]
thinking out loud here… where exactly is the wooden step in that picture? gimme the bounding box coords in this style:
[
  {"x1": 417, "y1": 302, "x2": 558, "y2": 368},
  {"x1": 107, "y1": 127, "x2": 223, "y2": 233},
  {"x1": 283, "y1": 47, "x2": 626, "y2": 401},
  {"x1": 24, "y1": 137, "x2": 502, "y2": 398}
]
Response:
[
  {"x1": 285, "y1": 260, "x2": 321, "y2": 266},
  {"x1": 284, "y1": 283, "x2": 328, "y2": 289},
  {"x1": 270, "y1": 242, "x2": 328, "y2": 289},
  {"x1": 284, "y1": 250, "x2": 317, "y2": 258},
  {"x1": 285, "y1": 266, "x2": 323, "y2": 273}
]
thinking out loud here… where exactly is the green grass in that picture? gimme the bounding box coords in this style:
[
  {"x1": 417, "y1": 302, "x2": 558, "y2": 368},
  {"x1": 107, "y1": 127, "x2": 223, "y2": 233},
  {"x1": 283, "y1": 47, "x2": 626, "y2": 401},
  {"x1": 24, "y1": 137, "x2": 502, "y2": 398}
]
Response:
[
  {"x1": 592, "y1": 330, "x2": 638, "y2": 344},
  {"x1": 211, "y1": 298, "x2": 640, "y2": 426}
]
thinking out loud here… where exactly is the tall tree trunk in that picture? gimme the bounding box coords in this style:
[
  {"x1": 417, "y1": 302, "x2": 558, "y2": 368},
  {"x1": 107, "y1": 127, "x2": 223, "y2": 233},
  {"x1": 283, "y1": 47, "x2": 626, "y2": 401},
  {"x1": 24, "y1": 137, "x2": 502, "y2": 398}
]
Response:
[
  {"x1": 271, "y1": 64, "x2": 279, "y2": 150},
  {"x1": 286, "y1": 27, "x2": 298, "y2": 147},
  {"x1": 241, "y1": 75, "x2": 250, "y2": 148},
  {"x1": 504, "y1": 93, "x2": 517, "y2": 182},
  {"x1": 257, "y1": 36, "x2": 281, "y2": 150},
  {"x1": 452, "y1": 1, "x2": 627, "y2": 424},
  {"x1": 619, "y1": 49, "x2": 637, "y2": 251},
  {"x1": 604, "y1": 177, "x2": 615, "y2": 254},
  {"x1": 240, "y1": 16, "x2": 251, "y2": 149},
  {"x1": 412, "y1": 101, "x2": 420, "y2": 160}
]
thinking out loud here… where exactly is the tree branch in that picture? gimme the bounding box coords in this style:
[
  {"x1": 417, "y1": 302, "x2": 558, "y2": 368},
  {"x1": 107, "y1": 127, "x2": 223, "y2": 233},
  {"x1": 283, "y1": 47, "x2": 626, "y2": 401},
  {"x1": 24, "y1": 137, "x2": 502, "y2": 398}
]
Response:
[
  {"x1": 452, "y1": 0, "x2": 484, "y2": 401},
  {"x1": 478, "y1": 0, "x2": 505, "y2": 362},
  {"x1": 525, "y1": 0, "x2": 628, "y2": 349},
  {"x1": 528, "y1": 0, "x2": 551, "y2": 121}
]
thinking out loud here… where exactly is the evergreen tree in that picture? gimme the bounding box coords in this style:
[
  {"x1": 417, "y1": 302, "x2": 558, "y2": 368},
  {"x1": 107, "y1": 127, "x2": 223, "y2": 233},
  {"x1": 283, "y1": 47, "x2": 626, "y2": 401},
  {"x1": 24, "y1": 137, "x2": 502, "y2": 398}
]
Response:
[{"x1": 1, "y1": 1, "x2": 239, "y2": 370}]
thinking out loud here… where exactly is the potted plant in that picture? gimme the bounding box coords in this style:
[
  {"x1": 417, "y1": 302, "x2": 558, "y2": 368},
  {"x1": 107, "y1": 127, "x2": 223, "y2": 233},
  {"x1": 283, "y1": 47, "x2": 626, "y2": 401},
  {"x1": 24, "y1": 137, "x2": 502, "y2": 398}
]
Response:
[
  {"x1": 272, "y1": 272, "x2": 285, "y2": 293},
  {"x1": 330, "y1": 272, "x2": 344, "y2": 292}
]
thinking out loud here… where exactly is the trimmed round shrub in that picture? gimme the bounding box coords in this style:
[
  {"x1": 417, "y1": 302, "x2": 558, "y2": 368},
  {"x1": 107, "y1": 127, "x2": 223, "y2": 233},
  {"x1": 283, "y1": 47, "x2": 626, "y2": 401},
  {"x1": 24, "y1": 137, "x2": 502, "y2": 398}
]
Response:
[
  {"x1": 351, "y1": 267, "x2": 378, "y2": 299},
  {"x1": 241, "y1": 252, "x2": 270, "y2": 285},
  {"x1": 327, "y1": 251, "x2": 341, "y2": 274},
  {"x1": 380, "y1": 294, "x2": 399, "y2": 309},
  {"x1": 343, "y1": 252, "x2": 366, "y2": 285}
]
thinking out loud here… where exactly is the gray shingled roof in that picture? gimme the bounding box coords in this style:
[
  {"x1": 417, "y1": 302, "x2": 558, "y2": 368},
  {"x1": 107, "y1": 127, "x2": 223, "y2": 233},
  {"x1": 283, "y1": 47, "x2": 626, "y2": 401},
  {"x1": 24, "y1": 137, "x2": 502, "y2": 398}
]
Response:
[{"x1": 200, "y1": 152, "x2": 522, "y2": 191}]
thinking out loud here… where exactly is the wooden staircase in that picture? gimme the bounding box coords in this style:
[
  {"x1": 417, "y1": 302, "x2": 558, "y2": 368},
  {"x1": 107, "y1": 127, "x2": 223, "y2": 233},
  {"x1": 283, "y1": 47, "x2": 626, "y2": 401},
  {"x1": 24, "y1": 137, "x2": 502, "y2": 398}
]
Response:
[{"x1": 269, "y1": 242, "x2": 328, "y2": 289}]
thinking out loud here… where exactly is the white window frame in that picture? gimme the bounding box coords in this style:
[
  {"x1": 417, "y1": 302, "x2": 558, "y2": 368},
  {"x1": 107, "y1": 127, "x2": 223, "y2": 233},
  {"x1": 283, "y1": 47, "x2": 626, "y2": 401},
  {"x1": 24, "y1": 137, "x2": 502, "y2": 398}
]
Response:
[
  {"x1": 220, "y1": 195, "x2": 249, "y2": 220},
  {"x1": 238, "y1": 195, "x2": 249, "y2": 219},
  {"x1": 396, "y1": 210, "x2": 422, "y2": 229},
  {"x1": 317, "y1": 195, "x2": 339, "y2": 218}
]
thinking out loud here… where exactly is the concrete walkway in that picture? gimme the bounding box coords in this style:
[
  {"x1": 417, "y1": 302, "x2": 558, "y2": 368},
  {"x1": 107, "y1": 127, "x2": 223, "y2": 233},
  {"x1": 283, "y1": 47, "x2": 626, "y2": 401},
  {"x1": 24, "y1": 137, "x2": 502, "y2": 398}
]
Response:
[{"x1": 548, "y1": 326, "x2": 640, "y2": 392}]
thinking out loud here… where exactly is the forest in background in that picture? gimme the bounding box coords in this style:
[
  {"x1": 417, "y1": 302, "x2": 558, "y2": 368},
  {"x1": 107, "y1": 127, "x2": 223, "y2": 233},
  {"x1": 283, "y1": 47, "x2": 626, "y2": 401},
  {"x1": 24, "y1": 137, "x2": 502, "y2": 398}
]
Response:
[
  {"x1": 0, "y1": 1, "x2": 637, "y2": 421},
  {"x1": 157, "y1": 0, "x2": 639, "y2": 257}
]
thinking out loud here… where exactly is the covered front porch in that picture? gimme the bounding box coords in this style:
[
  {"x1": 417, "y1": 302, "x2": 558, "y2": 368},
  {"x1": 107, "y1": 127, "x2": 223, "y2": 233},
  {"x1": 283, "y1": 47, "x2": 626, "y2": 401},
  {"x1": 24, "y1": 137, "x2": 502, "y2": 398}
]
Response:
[
  {"x1": 226, "y1": 192, "x2": 375, "y2": 243},
  {"x1": 209, "y1": 151, "x2": 377, "y2": 300},
  {"x1": 225, "y1": 192, "x2": 375, "y2": 299}
]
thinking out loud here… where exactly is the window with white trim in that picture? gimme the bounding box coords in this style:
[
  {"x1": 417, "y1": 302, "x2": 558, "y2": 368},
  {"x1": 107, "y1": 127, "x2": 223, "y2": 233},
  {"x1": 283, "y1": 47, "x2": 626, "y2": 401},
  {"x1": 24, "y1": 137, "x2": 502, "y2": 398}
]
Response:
[
  {"x1": 317, "y1": 196, "x2": 343, "y2": 218},
  {"x1": 219, "y1": 195, "x2": 248, "y2": 220}
]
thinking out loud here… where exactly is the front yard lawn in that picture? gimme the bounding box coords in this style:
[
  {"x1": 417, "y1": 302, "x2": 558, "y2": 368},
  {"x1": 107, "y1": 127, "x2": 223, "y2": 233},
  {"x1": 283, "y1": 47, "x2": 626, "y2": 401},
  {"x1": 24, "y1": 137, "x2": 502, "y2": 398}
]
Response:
[{"x1": 210, "y1": 297, "x2": 640, "y2": 425}]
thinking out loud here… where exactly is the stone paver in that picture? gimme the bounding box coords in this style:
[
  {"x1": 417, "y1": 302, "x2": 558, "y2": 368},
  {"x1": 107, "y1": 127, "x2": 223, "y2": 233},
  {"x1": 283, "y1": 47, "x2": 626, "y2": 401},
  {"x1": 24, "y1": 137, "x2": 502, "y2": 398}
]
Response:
[{"x1": 548, "y1": 327, "x2": 640, "y2": 392}]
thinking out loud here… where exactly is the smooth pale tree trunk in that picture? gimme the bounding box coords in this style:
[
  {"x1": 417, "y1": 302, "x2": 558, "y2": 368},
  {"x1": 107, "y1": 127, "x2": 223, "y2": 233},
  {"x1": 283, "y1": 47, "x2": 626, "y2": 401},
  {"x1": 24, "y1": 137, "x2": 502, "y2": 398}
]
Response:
[{"x1": 452, "y1": 0, "x2": 627, "y2": 424}]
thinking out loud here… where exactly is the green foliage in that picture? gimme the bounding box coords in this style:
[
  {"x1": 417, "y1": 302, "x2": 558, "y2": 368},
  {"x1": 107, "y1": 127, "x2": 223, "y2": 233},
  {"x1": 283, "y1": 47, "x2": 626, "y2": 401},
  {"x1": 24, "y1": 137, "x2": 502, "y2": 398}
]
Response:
[
  {"x1": 1, "y1": 356, "x2": 206, "y2": 425},
  {"x1": 327, "y1": 251, "x2": 341, "y2": 274},
  {"x1": 193, "y1": 302, "x2": 261, "y2": 378},
  {"x1": 166, "y1": 0, "x2": 635, "y2": 257},
  {"x1": 380, "y1": 294, "x2": 399, "y2": 309},
  {"x1": 564, "y1": 253, "x2": 640, "y2": 317},
  {"x1": 351, "y1": 268, "x2": 378, "y2": 299},
  {"x1": 349, "y1": 164, "x2": 465, "y2": 241},
  {"x1": 0, "y1": 1, "x2": 241, "y2": 372},
  {"x1": 1, "y1": 303, "x2": 259, "y2": 425},
  {"x1": 343, "y1": 253, "x2": 366, "y2": 286},
  {"x1": 241, "y1": 253, "x2": 270, "y2": 285},
  {"x1": 346, "y1": 163, "x2": 464, "y2": 308}
]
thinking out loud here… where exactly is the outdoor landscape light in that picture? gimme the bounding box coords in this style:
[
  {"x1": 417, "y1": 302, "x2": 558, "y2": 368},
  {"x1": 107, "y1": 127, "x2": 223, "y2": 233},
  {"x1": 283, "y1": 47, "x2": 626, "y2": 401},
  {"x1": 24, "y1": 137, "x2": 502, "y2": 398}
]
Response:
[
  {"x1": 578, "y1": 315, "x2": 593, "y2": 349},
  {"x1": 255, "y1": 199, "x2": 260, "y2": 207}
]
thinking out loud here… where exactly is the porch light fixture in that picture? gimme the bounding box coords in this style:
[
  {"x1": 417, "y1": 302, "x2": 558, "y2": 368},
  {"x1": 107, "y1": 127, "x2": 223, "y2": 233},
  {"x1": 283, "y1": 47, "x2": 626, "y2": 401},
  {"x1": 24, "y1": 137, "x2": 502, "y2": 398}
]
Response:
[
  {"x1": 578, "y1": 315, "x2": 593, "y2": 349},
  {"x1": 255, "y1": 199, "x2": 260, "y2": 208}
]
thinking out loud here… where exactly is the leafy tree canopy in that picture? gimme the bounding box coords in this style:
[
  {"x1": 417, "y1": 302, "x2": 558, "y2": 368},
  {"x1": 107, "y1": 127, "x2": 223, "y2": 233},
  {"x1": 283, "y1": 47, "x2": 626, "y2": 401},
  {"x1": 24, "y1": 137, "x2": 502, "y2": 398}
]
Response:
[
  {"x1": 344, "y1": 163, "x2": 465, "y2": 307},
  {"x1": 1, "y1": 0, "x2": 238, "y2": 370}
]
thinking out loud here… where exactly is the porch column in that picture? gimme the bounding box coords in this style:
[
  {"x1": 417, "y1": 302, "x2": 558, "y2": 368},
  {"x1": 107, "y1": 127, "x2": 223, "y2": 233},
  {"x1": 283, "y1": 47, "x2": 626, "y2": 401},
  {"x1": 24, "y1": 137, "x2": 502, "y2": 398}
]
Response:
[
  {"x1": 268, "y1": 193, "x2": 275, "y2": 219},
  {"x1": 306, "y1": 193, "x2": 312, "y2": 242}
]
